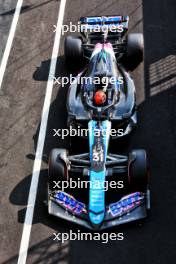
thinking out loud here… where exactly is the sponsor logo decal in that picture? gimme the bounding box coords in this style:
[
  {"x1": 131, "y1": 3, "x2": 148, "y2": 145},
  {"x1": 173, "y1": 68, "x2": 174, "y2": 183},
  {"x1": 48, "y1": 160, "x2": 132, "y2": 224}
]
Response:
[
  {"x1": 109, "y1": 192, "x2": 144, "y2": 217},
  {"x1": 54, "y1": 191, "x2": 87, "y2": 214}
]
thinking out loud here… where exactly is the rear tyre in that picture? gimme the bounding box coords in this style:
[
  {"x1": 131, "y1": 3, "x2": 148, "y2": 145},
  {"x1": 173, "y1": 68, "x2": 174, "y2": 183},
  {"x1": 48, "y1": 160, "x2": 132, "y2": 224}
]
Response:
[
  {"x1": 128, "y1": 149, "x2": 148, "y2": 191},
  {"x1": 122, "y1": 33, "x2": 144, "y2": 71},
  {"x1": 64, "y1": 35, "x2": 83, "y2": 70},
  {"x1": 48, "y1": 148, "x2": 68, "y2": 191}
]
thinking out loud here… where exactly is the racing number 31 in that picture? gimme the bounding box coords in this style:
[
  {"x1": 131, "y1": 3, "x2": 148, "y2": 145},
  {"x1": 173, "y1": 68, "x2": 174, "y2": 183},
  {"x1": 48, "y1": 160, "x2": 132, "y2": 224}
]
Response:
[{"x1": 93, "y1": 149, "x2": 104, "y2": 162}]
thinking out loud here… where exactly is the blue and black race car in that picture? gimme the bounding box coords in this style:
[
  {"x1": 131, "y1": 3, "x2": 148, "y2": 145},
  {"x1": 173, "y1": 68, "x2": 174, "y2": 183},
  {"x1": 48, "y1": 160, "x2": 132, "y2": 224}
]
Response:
[{"x1": 47, "y1": 16, "x2": 151, "y2": 230}]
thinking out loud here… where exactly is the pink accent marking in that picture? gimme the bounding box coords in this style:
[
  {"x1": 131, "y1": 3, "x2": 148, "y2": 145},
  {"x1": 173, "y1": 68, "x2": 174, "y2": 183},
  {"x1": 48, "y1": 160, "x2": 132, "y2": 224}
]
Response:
[
  {"x1": 104, "y1": 43, "x2": 113, "y2": 49},
  {"x1": 95, "y1": 43, "x2": 102, "y2": 49}
]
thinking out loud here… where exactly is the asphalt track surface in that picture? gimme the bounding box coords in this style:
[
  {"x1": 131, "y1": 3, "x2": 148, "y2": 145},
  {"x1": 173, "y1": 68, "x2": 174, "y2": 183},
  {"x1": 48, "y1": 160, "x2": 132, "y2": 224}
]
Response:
[{"x1": 0, "y1": 0, "x2": 176, "y2": 263}]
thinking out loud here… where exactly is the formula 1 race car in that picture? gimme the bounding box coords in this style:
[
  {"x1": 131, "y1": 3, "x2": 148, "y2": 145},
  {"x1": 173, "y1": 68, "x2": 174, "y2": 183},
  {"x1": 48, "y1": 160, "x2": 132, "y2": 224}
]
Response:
[{"x1": 47, "y1": 16, "x2": 151, "y2": 230}]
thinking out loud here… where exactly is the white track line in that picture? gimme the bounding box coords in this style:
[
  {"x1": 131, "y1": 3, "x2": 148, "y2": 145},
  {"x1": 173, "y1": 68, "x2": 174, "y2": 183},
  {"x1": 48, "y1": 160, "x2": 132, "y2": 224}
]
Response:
[
  {"x1": 0, "y1": 0, "x2": 24, "y2": 90},
  {"x1": 17, "y1": 0, "x2": 67, "y2": 263}
]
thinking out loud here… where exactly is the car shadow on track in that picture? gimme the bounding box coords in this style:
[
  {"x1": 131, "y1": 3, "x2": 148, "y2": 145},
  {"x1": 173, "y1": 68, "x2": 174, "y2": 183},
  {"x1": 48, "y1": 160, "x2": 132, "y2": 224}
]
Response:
[
  {"x1": 33, "y1": 54, "x2": 90, "y2": 161},
  {"x1": 9, "y1": 54, "x2": 90, "y2": 229}
]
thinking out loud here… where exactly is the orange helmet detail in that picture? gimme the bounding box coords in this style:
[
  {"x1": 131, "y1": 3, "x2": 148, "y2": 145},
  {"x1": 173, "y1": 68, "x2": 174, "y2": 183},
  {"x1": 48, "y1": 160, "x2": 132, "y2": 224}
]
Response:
[{"x1": 94, "y1": 90, "x2": 106, "y2": 105}]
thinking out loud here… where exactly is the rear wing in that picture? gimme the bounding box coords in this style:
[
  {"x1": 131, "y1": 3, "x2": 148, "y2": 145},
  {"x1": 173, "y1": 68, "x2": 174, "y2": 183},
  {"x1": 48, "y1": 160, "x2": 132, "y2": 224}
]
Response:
[{"x1": 80, "y1": 15, "x2": 129, "y2": 33}]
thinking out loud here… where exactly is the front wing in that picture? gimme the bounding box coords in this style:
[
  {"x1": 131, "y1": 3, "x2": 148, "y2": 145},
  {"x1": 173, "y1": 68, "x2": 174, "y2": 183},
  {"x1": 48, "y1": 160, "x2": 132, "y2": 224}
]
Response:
[{"x1": 48, "y1": 191, "x2": 148, "y2": 230}]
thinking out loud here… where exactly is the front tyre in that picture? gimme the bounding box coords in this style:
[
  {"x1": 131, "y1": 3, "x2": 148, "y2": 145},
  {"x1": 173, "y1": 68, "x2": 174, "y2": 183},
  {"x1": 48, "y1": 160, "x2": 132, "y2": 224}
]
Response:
[
  {"x1": 128, "y1": 149, "x2": 149, "y2": 192},
  {"x1": 48, "y1": 148, "x2": 68, "y2": 191}
]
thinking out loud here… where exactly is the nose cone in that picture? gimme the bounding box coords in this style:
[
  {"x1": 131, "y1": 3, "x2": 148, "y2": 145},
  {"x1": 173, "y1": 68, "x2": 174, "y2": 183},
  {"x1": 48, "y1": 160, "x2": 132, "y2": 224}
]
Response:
[{"x1": 89, "y1": 211, "x2": 105, "y2": 226}]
